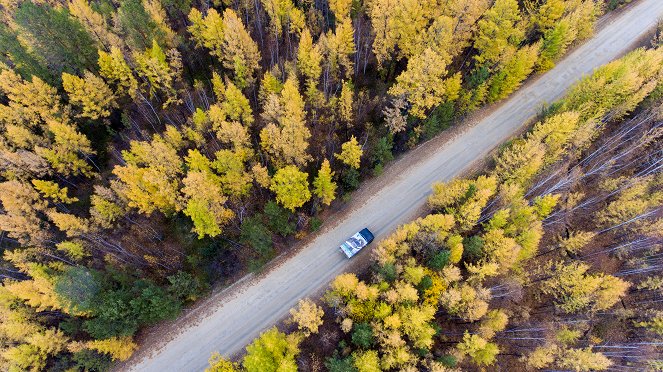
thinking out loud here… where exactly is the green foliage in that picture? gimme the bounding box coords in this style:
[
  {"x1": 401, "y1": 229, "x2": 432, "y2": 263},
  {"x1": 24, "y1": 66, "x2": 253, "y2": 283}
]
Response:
[
  {"x1": 83, "y1": 279, "x2": 181, "y2": 339},
  {"x1": 116, "y1": 0, "x2": 169, "y2": 51},
  {"x1": 264, "y1": 201, "x2": 295, "y2": 236},
  {"x1": 167, "y1": 271, "x2": 203, "y2": 302},
  {"x1": 351, "y1": 322, "x2": 374, "y2": 348},
  {"x1": 325, "y1": 353, "x2": 357, "y2": 372},
  {"x1": 463, "y1": 235, "x2": 485, "y2": 262},
  {"x1": 54, "y1": 266, "x2": 100, "y2": 314},
  {"x1": 240, "y1": 215, "x2": 274, "y2": 257},
  {"x1": 427, "y1": 250, "x2": 450, "y2": 270},
  {"x1": 15, "y1": 1, "x2": 98, "y2": 79},
  {"x1": 72, "y1": 349, "x2": 112, "y2": 372},
  {"x1": 342, "y1": 168, "x2": 360, "y2": 191}
]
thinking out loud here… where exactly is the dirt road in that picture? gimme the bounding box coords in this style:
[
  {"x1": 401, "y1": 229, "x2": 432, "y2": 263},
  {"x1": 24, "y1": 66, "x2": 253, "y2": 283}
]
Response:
[{"x1": 127, "y1": 2, "x2": 663, "y2": 370}]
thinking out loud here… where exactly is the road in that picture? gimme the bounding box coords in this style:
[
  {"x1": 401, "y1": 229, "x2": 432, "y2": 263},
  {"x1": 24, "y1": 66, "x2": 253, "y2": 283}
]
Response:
[{"x1": 127, "y1": 1, "x2": 663, "y2": 370}]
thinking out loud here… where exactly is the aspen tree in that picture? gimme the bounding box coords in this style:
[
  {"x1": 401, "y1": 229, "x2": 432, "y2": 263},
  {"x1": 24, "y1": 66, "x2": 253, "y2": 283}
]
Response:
[
  {"x1": 221, "y1": 8, "x2": 261, "y2": 87},
  {"x1": 335, "y1": 136, "x2": 362, "y2": 169},
  {"x1": 270, "y1": 166, "x2": 311, "y2": 211},
  {"x1": 98, "y1": 47, "x2": 139, "y2": 98},
  {"x1": 133, "y1": 40, "x2": 179, "y2": 107},
  {"x1": 260, "y1": 78, "x2": 312, "y2": 167},
  {"x1": 62, "y1": 71, "x2": 117, "y2": 119},
  {"x1": 389, "y1": 48, "x2": 461, "y2": 119},
  {"x1": 297, "y1": 28, "x2": 322, "y2": 89},
  {"x1": 68, "y1": 0, "x2": 123, "y2": 51},
  {"x1": 313, "y1": 159, "x2": 337, "y2": 206},
  {"x1": 86, "y1": 336, "x2": 138, "y2": 361},
  {"x1": 473, "y1": 0, "x2": 524, "y2": 67}
]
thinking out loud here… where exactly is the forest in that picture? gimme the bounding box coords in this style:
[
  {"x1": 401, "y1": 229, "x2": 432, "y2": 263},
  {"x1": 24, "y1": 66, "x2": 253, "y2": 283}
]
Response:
[
  {"x1": 207, "y1": 45, "x2": 663, "y2": 371},
  {"x1": 0, "y1": 0, "x2": 641, "y2": 370}
]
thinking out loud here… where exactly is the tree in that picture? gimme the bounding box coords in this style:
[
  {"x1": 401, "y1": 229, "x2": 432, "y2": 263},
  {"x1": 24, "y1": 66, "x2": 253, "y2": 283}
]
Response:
[
  {"x1": 289, "y1": 299, "x2": 324, "y2": 335},
  {"x1": 297, "y1": 28, "x2": 322, "y2": 90},
  {"x1": 260, "y1": 78, "x2": 312, "y2": 167},
  {"x1": 180, "y1": 170, "x2": 235, "y2": 239},
  {"x1": 68, "y1": 0, "x2": 123, "y2": 51},
  {"x1": 221, "y1": 8, "x2": 261, "y2": 87},
  {"x1": 62, "y1": 71, "x2": 117, "y2": 119},
  {"x1": 270, "y1": 166, "x2": 311, "y2": 211},
  {"x1": 31, "y1": 180, "x2": 78, "y2": 204},
  {"x1": 86, "y1": 337, "x2": 138, "y2": 361},
  {"x1": 207, "y1": 353, "x2": 240, "y2": 372},
  {"x1": 112, "y1": 136, "x2": 183, "y2": 215},
  {"x1": 487, "y1": 43, "x2": 540, "y2": 102},
  {"x1": 0, "y1": 180, "x2": 49, "y2": 246},
  {"x1": 388, "y1": 48, "x2": 461, "y2": 118},
  {"x1": 14, "y1": 1, "x2": 98, "y2": 78},
  {"x1": 541, "y1": 261, "x2": 630, "y2": 313},
  {"x1": 313, "y1": 159, "x2": 337, "y2": 206},
  {"x1": 240, "y1": 215, "x2": 273, "y2": 257},
  {"x1": 473, "y1": 0, "x2": 524, "y2": 67},
  {"x1": 264, "y1": 200, "x2": 295, "y2": 236},
  {"x1": 35, "y1": 120, "x2": 95, "y2": 177},
  {"x1": 456, "y1": 332, "x2": 499, "y2": 366},
  {"x1": 260, "y1": 0, "x2": 306, "y2": 38},
  {"x1": 242, "y1": 327, "x2": 300, "y2": 372},
  {"x1": 116, "y1": 0, "x2": 171, "y2": 51},
  {"x1": 98, "y1": 47, "x2": 139, "y2": 98},
  {"x1": 0, "y1": 23, "x2": 50, "y2": 81},
  {"x1": 338, "y1": 81, "x2": 354, "y2": 123},
  {"x1": 352, "y1": 350, "x2": 380, "y2": 372},
  {"x1": 335, "y1": 136, "x2": 363, "y2": 169},
  {"x1": 133, "y1": 39, "x2": 179, "y2": 107}
]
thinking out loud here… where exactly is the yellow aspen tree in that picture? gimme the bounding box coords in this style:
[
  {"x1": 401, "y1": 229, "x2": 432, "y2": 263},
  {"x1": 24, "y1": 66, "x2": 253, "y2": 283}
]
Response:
[
  {"x1": 473, "y1": 0, "x2": 524, "y2": 67},
  {"x1": 541, "y1": 261, "x2": 630, "y2": 313},
  {"x1": 456, "y1": 332, "x2": 500, "y2": 366},
  {"x1": 97, "y1": 47, "x2": 139, "y2": 98},
  {"x1": 389, "y1": 48, "x2": 461, "y2": 118},
  {"x1": 335, "y1": 135, "x2": 362, "y2": 169},
  {"x1": 112, "y1": 136, "x2": 183, "y2": 215},
  {"x1": 180, "y1": 170, "x2": 235, "y2": 238},
  {"x1": 297, "y1": 28, "x2": 322, "y2": 90},
  {"x1": 252, "y1": 164, "x2": 271, "y2": 188},
  {"x1": 220, "y1": 80, "x2": 253, "y2": 125},
  {"x1": 260, "y1": 78, "x2": 312, "y2": 167},
  {"x1": 142, "y1": 0, "x2": 178, "y2": 48},
  {"x1": 221, "y1": 8, "x2": 261, "y2": 87},
  {"x1": 133, "y1": 40, "x2": 179, "y2": 107},
  {"x1": 0, "y1": 69, "x2": 61, "y2": 126},
  {"x1": 86, "y1": 337, "x2": 138, "y2": 361},
  {"x1": 35, "y1": 120, "x2": 95, "y2": 177},
  {"x1": 62, "y1": 71, "x2": 117, "y2": 119},
  {"x1": 270, "y1": 165, "x2": 311, "y2": 211},
  {"x1": 442, "y1": 0, "x2": 491, "y2": 58},
  {"x1": 188, "y1": 8, "x2": 224, "y2": 57},
  {"x1": 31, "y1": 180, "x2": 78, "y2": 204},
  {"x1": 46, "y1": 210, "x2": 90, "y2": 237},
  {"x1": 338, "y1": 80, "x2": 354, "y2": 123},
  {"x1": 212, "y1": 149, "x2": 254, "y2": 197},
  {"x1": 68, "y1": 0, "x2": 123, "y2": 51},
  {"x1": 329, "y1": 0, "x2": 352, "y2": 20},
  {"x1": 533, "y1": 0, "x2": 565, "y2": 31},
  {"x1": 487, "y1": 43, "x2": 541, "y2": 102},
  {"x1": 207, "y1": 353, "x2": 240, "y2": 372},
  {"x1": 289, "y1": 298, "x2": 324, "y2": 335},
  {"x1": 260, "y1": 0, "x2": 306, "y2": 36},
  {"x1": 321, "y1": 18, "x2": 355, "y2": 79},
  {"x1": 0, "y1": 180, "x2": 50, "y2": 246},
  {"x1": 313, "y1": 159, "x2": 336, "y2": 205}
]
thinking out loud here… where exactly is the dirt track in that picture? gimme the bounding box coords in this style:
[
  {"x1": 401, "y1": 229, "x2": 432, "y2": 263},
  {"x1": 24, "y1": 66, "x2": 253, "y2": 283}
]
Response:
[{"x1": 126, "y1": 2, "x2": 663, "y2": 370}]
